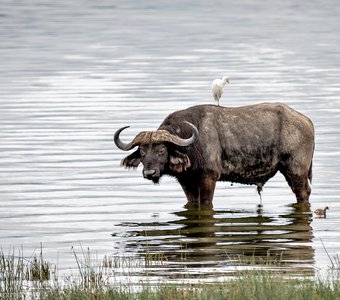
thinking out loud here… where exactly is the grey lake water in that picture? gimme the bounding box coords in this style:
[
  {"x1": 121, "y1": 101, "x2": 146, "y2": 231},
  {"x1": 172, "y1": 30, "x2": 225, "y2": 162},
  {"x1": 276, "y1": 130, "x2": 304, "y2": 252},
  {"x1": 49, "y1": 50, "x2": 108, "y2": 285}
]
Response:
[{"x1": 1, "y1": 0, "x2": 340, "y2": 282}]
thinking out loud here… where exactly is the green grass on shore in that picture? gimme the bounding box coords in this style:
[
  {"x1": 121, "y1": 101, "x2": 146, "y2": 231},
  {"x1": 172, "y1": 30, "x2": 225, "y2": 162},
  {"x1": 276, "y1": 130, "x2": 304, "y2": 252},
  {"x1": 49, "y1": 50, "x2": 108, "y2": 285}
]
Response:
[
  {"x1": 1, "y1": 247, "x2": 340, "y2": 300},
  {"x1": 37, "y1": 273, "x2": 340, "y2": 300}
]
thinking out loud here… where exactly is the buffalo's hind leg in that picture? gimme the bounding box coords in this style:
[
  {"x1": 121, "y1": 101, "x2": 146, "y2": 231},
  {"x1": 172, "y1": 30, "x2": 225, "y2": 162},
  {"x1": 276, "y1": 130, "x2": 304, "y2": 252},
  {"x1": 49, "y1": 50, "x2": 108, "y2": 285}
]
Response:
[{"x1": 283, "y1": 171, "x2": 311, "y2": 202}]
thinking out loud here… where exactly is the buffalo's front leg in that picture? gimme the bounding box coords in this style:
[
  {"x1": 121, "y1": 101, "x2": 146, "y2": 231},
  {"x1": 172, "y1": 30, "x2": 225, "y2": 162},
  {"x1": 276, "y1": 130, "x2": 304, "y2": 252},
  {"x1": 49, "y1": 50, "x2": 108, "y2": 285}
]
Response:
[
  {"x1": 199, "y1": 177, "x2": 216, "y2": 203},
  {"x1": 179, "y1": 177, "x2": 216, "y2": 203},
  {"x1": 180, "y1": 181, "x2": 200, "y2": 202}
]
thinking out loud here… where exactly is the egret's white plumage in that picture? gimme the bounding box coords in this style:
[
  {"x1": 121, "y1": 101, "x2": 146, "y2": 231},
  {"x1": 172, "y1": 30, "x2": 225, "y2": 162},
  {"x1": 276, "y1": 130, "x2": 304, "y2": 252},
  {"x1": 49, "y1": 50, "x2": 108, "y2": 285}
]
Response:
[{"x1": 212, "y1": 76, "x2": 229, "y2": 106}]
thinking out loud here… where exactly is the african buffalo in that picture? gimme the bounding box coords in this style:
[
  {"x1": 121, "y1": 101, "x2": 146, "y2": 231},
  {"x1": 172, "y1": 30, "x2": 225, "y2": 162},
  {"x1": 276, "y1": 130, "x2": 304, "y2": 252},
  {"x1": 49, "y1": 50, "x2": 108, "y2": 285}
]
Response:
[{"x1": 114, "y1": 103, "x2": 314, "y2": 203}]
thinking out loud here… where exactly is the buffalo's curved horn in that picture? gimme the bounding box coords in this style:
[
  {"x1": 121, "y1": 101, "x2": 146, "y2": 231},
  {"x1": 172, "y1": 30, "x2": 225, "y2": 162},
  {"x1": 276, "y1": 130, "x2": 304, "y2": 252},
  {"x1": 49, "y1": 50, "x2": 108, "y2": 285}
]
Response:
[
  {"x1": 182, "y1": 121, "x2": 199, "y2": 145},
  {"x1": 114, "y1": 126, "x2": 152, "y2": 151},
  {"x1": 114, "y1": 126, "x2": 131, "y2": 151},
  {"x1": 114, "y1": 121, "x2": 198, "y2": 151},
  {"x1": 152, "y1": 121, "x2": 198, "y2": 146}
]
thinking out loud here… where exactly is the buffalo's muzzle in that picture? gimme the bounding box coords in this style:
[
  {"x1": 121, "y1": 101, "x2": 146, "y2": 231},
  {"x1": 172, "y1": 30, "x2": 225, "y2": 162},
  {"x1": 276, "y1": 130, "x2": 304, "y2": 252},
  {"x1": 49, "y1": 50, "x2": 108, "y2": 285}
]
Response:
[
  {"x1": 143, "y1": 169, "x2": 157, "y2": 178},
  {"x1": 143, "y1": 169, "x2": 160, "y2": 183}
]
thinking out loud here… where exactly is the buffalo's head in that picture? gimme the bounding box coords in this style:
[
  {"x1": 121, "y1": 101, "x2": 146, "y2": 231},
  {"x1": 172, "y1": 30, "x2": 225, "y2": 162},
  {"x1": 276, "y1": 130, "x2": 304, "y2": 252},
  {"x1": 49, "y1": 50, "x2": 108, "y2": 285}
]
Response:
[{"x1": 114, "y1": 121, "x2": 198, "y2": 183}]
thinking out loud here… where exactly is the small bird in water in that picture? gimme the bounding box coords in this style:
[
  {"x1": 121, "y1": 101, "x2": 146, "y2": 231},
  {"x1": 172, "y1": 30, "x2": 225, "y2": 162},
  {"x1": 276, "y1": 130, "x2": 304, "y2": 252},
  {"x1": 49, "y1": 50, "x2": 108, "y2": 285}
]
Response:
[
  {"x1": 212, "y1": 76, "x2": 229, "y2": 106},
  {"x1": 314, "y1": 206, "x2": 329, "y2": 218}
]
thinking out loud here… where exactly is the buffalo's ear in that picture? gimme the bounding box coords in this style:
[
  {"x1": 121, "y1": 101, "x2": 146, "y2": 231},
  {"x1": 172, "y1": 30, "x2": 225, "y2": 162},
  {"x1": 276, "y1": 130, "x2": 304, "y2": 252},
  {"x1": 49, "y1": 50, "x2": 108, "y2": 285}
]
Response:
[
  {"x1": 169, "y1": 150, "x2": 191, "y2": 173},
  {"x1": 121, "y1": 150, "x2": 141, "y2": 168}
]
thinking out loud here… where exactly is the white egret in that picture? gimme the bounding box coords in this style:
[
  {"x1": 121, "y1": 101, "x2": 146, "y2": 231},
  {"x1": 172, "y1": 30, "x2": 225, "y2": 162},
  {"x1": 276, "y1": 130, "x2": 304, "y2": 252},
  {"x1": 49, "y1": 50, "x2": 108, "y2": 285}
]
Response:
[{"x1": 212, "y1": 76, "x2": 229, "y2": 106}]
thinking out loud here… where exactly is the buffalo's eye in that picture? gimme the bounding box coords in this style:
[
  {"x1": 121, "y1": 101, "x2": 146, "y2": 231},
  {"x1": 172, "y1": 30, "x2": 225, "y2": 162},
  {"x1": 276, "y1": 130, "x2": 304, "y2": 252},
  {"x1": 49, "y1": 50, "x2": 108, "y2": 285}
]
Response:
[
  {"x1": 140, "y1": 147, "x2": 146, "y2": 157},
  {"x1": 156, "y1": 145, "x2": 166, "y2": 156},
  {"x1": 158, "y1": 148, "x2": 165, "y2": 155}
]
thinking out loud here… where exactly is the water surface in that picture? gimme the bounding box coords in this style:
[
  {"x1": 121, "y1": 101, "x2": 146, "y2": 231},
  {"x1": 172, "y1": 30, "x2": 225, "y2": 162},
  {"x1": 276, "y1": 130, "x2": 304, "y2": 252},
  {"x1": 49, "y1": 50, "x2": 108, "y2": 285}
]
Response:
[{"x1": 1, "y1": 0, "x2": 340, "y2": 281}]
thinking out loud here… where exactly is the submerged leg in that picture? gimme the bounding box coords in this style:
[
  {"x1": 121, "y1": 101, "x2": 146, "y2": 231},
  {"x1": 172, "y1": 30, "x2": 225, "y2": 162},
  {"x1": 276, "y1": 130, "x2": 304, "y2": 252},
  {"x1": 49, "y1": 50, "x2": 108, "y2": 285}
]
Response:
[
  {"x1": 283, "y1": 172, "x2": 311, "y2": 203},
  {"x1": 180, "y1": 182, "x2": 200, "y2": 203},
  {"x1": 293, "y1": 176, "x2": 311, "y2": 202},
  {"x1": 180, "y1": 177, "x2": 217, "y2": 204},
  {"x1": 199, "y1": 177, "x2": 217, "y2": 203}
]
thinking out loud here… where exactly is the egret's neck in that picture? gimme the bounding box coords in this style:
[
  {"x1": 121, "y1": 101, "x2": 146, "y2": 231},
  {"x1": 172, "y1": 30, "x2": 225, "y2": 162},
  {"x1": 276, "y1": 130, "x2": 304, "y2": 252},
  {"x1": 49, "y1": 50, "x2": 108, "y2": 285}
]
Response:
[{"x1": 222, "y1": 78, "x2": 229, "y2": 85}]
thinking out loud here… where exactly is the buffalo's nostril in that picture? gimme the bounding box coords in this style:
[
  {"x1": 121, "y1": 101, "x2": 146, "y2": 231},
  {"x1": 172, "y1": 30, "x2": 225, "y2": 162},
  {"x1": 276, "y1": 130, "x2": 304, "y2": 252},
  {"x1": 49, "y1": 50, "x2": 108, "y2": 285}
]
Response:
[{"x1": 143, "y1": 169, "x2": 156, "y2": 178}]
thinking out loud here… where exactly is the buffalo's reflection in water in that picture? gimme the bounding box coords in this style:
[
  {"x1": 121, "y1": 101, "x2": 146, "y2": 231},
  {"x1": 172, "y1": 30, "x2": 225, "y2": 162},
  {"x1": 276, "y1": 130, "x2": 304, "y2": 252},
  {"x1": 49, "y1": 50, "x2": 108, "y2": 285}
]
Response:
[{"x1": 114, "y1": 203, "x2": 314, "y2": 278}]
